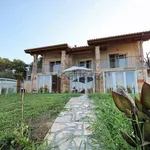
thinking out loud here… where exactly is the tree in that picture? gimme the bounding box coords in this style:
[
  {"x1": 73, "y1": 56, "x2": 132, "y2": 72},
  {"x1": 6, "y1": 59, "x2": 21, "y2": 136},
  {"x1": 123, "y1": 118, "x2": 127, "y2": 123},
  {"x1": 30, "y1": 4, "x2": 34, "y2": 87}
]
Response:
[
  {"x1": 30, "y1": 56, "x2": 43, "y2": 71},
  {"x1": 0, "y1": 57, "x2": 14, "y2": 78},
  {"x1": 12, "y1": 59, "x2": 27, "y2": 80},
  {"x1": 12, "y1": 59, "x2": 27, "y2": 93},
  {"x1": 0, "y1": 58, "x2": 27, "y2": 93},
  {"x1": 144, "y1": 52, "x2": 150, "y2": 68},
  {"x1": 0, "y1": 57, "x2": 12, "y2": 72}
]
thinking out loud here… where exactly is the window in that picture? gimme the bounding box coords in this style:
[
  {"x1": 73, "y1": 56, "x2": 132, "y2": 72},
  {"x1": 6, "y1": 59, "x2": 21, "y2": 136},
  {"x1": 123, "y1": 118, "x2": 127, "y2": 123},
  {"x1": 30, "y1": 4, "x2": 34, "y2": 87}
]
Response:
[
  {"x1": 105, "y1": 71, "x2": 136, "y2": 93},
  {"x1": 50, "y1": 61, "x2": 61, "y2": 72},
  {"x1": 109, "y1": 54, "x2": 127, "y2": 68},
  {"x1": 79, "y1": 60, "x2": 92, "y2": 69}
]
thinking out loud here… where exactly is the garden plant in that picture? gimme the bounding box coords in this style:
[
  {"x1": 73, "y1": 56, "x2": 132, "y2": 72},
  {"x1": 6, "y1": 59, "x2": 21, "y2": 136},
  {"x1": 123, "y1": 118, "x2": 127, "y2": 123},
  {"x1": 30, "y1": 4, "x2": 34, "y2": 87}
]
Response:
[{"x1": 112, "y1": 82, "x2": 150, "y2": 150}]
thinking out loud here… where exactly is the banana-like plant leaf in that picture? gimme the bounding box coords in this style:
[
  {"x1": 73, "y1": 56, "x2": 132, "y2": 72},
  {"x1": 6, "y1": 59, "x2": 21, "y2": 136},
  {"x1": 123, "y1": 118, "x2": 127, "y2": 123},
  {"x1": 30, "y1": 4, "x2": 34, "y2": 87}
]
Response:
[
  {"x1": 140, "y1": 141, "x2": 150, "y2": 147},
  {"x1": 112, "y1": 91, "x2": 134, "y2": 116},
  {"x1": 143, "y1": 121, "x2": 150, "y2": 141},
  {"x1": 121, "y1": 131, "x2": 137, "y2": 147},
  {"x1": 140, "y1": 82, "x2": 150, "y2": 110},
  {"x1": 135, "y1": 98, "x2": 150, "y2": 121},
  {"x1": 142, "y1": 107, "x2": 150, "y2": 118},
  {"x1": 132, "y1": 119, "x2": 141, "y2": 141},
  {"x1": 135, "y1": 97, "x2": 142, "y2": 112},
  {"x1": 137, "y1": 109, "x2": 149, "y2": 121}
]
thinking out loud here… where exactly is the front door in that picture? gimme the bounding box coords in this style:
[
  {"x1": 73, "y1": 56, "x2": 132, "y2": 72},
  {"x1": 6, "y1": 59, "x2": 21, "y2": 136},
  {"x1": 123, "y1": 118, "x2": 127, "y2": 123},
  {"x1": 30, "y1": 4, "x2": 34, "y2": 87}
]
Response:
[{"x1": 52, "y1": 75, "x2": 61, "y2": 93}]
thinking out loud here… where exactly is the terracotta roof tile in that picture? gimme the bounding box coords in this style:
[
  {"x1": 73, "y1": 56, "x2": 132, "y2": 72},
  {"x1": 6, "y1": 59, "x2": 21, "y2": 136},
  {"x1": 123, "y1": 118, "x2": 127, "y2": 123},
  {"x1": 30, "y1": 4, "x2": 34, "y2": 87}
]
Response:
[
  {"x1": 88, "y1": 30, "x2": 150, "y2": 45},
  {"x1": 24, "y1": 43, "x2": 70, "y2": 54}
]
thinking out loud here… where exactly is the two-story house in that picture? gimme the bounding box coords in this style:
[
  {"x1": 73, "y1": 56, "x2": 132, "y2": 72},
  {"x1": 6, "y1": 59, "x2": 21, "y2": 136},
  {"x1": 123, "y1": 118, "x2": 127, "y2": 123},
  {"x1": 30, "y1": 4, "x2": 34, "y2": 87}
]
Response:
[{"x1": 24, "y1": 31, "x2": 150, "y2": 93}]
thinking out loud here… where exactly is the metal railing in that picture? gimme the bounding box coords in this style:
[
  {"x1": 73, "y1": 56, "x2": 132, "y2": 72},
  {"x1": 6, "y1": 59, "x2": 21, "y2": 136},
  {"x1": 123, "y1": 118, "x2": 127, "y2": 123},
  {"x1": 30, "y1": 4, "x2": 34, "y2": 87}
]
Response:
[
  {"x1": 37, "y1": 64, "x2": 62, "y2": 73},
  {"x1": 28, "y1": 56, "x2": 145, "y2": 74},
  {"x1": 100, "y1": 56, "x2": 145, "y2": 69}
]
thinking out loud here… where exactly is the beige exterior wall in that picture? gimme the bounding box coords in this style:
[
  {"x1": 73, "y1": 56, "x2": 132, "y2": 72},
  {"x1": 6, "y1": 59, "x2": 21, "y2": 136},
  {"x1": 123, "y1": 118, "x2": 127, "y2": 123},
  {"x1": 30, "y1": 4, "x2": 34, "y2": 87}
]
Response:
[
  {"x1": 24, "y1": 81, "x2": 32, "y2": 93},
  {"x1": 71, "y1": 53, "x2": 95, "y2": 68},
  {"x1": 100, "y1": 42, "x2": 140, "y2": 69},
  {"x1": 44, "y1": 52, "x2": 61, "y2": 65},
  {"x1": 42, "y1": 42, "x2": 141, "y2": 71}
]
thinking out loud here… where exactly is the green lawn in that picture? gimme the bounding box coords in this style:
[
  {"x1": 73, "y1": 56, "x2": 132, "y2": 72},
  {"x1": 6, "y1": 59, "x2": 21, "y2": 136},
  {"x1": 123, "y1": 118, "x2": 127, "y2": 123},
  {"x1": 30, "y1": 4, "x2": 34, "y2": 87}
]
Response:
[
  {"x1": 89, "y1": 94, "x2": 135, "y2": 150},
  {"x1": 0, "y1": 93, "x2": 79, "y2": 140}
]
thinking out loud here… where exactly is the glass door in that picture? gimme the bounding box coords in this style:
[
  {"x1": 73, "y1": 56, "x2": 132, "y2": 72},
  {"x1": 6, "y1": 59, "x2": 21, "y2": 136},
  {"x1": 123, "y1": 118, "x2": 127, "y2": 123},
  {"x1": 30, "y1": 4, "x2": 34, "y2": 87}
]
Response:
[
  {"x1": 116, "y1": 72, "x2": 124, "y2": 88},
  {"x1": 105, "y1": 71, "x2": 137, "y2": 93},
  {"x1": 126, "y1": 71, "x2": 135, "y2": 93},
  {"x1": 38, "y1": 75, "x2": 52, "y2": 93}
]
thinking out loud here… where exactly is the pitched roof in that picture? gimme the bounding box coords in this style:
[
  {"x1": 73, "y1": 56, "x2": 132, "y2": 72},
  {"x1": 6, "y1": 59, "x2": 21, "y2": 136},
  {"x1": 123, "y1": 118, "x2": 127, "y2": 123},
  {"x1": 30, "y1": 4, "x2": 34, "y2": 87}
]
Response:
[
  {"x1": 88, "y1": 30, "x2": 150, "y2": 45},
  {"x1": 71, "y1": 46, "x2": 94, "y2": 51},
  {"x1": 24, "y1": 43, "x2": 70, "y2": 54}
]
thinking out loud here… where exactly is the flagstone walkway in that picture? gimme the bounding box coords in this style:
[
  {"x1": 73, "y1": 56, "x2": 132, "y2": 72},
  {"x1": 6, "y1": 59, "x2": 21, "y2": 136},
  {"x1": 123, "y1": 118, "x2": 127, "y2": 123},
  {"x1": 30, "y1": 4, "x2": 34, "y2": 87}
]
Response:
[{"x1": 44, "y1": 94, "x2": 100, "y2": 150}]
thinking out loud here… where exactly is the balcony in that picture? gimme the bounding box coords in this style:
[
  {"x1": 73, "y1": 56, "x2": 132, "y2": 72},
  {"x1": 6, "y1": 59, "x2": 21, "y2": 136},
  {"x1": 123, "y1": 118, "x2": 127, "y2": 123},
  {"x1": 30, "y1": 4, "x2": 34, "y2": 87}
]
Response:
[
  {"x1": 28, "y1": 56, "x2": 145, "y2": 75},
  {"x1": 100, "y1": 56, "x2": 145, "y2": 70},
  {"x1": 37, "y1": 64, "x2": 62, "y2": 73}
]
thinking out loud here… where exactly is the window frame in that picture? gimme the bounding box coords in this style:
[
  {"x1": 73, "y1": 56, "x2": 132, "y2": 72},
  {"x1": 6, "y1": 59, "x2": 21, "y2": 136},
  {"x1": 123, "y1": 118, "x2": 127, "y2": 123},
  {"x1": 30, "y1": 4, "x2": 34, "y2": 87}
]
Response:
[
  {"x1": 49, "y1": 61, "x2": 61, "y2": 72},
  {"x1": 109, "y1": 53, "x2": 127, "y2": 68},
  {"x1": 79, "y1": 60, "x2": 92, "y2": 69}
]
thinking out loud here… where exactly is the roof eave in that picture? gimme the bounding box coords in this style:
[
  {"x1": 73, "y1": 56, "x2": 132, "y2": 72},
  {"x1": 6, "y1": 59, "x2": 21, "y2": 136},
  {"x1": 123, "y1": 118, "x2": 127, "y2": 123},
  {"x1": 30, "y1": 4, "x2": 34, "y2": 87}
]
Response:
[
  {"x1": 24, "y1": 43, "x2": 71, "y2": 54},
  {"x1": 87, "y1": 31, "x2": 150, "y2": 46}
]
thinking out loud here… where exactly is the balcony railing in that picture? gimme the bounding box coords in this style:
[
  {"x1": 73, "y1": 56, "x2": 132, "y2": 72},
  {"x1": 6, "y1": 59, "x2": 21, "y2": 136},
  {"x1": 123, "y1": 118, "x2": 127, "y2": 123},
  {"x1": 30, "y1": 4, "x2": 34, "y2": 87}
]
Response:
[
  {"x1": 100, "y1": 56, "x2": 145, "y2": 69},
  {"x1": 37, "y1": 64, "x2": 62, "y2": 73},
  {"x1": 28, "y1": 56, "x2": 145, "y2": 74}
]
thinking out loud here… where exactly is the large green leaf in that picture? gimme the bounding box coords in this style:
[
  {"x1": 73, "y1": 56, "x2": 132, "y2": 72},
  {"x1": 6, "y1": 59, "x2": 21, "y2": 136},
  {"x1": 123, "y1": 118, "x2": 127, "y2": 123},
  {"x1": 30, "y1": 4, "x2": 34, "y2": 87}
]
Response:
[
  {"x1": 140, "y1": 82, "x2": 150, "y2": 110},
  {"x1": 142, "y1": 107, "x2": 150, "y2": 118},
  {"x1": 121, "y1": 131, "x2": 137, "y2": 147},
  {"x1": 112, "y1": 91, "x2": 134, "y2": 116},
  {"x1": 143, "y1": 121, "x2": 150, "y2": 141},
  {"x1": 137, "y1": 110, "x2": 149, "y2": 121},
  {"x1": 135, "y1": 97, "x2": 149, "y2": 121},
  {"x1": 135, "y1": 97, "x2": 142, "y2": 112}
]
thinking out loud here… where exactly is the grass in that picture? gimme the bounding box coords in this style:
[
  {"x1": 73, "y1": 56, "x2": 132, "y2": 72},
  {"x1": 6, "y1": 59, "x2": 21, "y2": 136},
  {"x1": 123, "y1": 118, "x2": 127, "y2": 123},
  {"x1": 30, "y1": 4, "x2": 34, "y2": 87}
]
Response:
[
  {"x1": 0, "y1": 93, "x2": 80, "y2": 140},
  {"x1": 89, "y1": 94, "x2": 135, "y2": 150}
]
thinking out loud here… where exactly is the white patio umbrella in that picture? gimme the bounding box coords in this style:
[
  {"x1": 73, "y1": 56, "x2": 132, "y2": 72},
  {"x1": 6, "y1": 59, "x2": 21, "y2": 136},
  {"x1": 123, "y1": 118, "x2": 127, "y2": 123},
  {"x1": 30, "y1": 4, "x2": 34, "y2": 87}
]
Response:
[
  {"x1": 61, "y1": 66, "x2": 92, "y2": 94},
  {"x1": 61, "y1": 66, "x2": 92, "y2": 76}
]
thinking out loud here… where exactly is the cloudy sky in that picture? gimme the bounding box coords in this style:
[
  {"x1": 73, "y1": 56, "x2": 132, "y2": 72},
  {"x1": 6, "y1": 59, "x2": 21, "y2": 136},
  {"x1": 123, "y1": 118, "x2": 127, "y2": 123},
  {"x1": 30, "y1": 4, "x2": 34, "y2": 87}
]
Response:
[{"x1": 0, "y1": 0, "x2": 150, "y2": 63}]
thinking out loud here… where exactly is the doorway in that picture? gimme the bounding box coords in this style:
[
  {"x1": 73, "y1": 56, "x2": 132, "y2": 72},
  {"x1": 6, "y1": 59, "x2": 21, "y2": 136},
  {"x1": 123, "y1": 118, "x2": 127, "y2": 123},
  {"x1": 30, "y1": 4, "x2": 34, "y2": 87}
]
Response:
[
  {"x1": 37, "y1": 75, "x2": 52, "y2": 93},
  {"x1": 52, "y1": 75, "x2": 61, "y2": 93}
]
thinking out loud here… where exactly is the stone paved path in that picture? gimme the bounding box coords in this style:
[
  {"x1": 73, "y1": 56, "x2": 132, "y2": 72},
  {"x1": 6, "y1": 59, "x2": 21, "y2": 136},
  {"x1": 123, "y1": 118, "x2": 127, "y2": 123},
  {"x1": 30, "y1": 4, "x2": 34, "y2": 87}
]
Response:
[{"x1": 44, "y1": 94, "x2": 99, "y2": 150}]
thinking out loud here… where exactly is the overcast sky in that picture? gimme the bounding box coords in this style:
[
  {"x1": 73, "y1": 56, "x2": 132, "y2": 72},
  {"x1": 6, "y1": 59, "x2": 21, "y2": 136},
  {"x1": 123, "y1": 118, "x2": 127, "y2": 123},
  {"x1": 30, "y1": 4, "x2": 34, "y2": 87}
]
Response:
[{"x1": 0, "y1": 0, "x2": 150, "y2": 64}]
